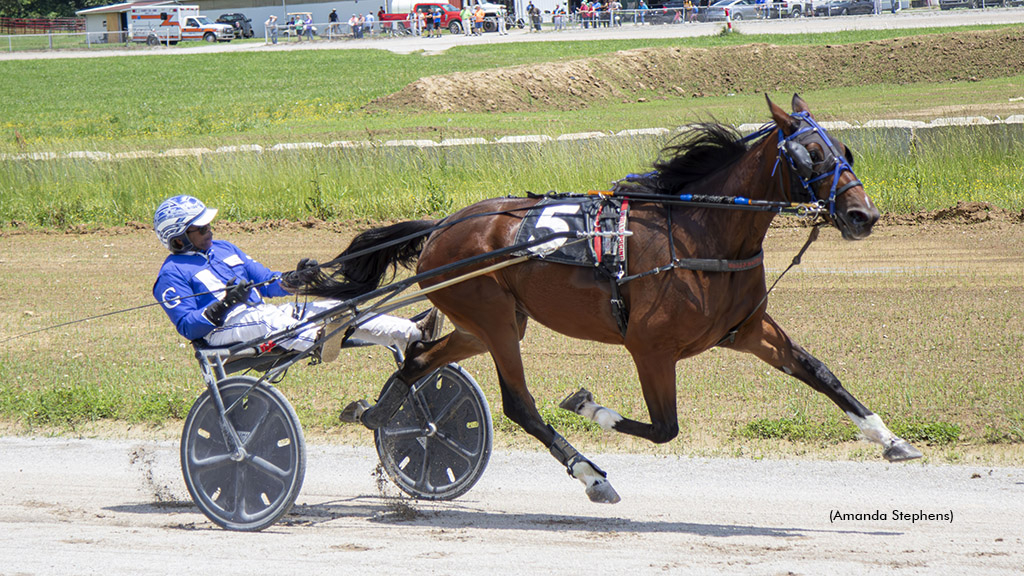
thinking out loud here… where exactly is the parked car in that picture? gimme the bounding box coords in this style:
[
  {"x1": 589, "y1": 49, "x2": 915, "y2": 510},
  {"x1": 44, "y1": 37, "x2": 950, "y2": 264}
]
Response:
[
  {"x1": 768, "y1": 0, "x2": 813, "y2": 17},
  {"x1": 216, "y1": 13, "x2": 254, "y2": 38},
  {"x1": 648, "y1": 0, "x2": 688, "y2": 23},
  {"x1": 704, "y1": 0, "x2": 764, "y2": 20},
  {"x1": 813, "y1": 0, "x2": 874, "y2": 15}
]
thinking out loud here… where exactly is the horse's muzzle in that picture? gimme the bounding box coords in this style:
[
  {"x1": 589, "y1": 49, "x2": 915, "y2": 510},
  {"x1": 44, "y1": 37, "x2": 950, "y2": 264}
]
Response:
[{"x1": 836, "y1": 203, "x2": 880, "y2": 240}]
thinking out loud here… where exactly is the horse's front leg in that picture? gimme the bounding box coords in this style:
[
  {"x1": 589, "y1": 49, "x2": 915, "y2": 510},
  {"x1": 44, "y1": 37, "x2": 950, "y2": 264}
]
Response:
[
  {"x1": 731, "y1": 313, "x2": 923, "y2": 462},
  {"x1": 559, "y1": 352, "x2": 680, "y2": 444}
]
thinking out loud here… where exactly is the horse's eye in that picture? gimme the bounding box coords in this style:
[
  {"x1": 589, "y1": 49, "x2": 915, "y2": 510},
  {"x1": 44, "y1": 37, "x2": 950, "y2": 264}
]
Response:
[{"x1": 810, "y1": 150, "x2": 823, "y2": 163}]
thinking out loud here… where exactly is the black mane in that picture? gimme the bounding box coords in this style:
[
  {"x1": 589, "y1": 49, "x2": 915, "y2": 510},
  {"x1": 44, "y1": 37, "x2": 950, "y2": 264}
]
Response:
[{"x1": 614, "y1": 123, "x2": 751, "y2": 195}]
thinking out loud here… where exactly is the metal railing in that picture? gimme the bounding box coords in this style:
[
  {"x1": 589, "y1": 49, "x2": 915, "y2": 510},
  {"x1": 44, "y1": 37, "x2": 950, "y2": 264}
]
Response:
[{"x1": 1, "y1": 30, "x2": 133, "y2": 52}]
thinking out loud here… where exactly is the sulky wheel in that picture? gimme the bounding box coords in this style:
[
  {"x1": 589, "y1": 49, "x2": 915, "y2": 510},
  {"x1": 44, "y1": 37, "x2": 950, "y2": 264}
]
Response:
[
  {"x1": 375, "y1": 364, "x2": 492, "y2": 500},
  {"x1": 180, "y1": 376, "x2": 306, "y2": 531}
]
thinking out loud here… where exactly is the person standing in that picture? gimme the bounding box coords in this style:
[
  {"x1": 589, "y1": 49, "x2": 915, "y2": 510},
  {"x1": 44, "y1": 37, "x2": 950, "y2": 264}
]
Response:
[
  {"x1": 461, "y1": 5, "x2": 473, "y2": 34},
  {"x1": 303, "y1": 13, "x2": 314, "y2": 40},
  {"x1": 432, "y1": 7, "x2": 442, "y2": 37},
  {"x1": 365, "y1": 11, "x2": 375, "y2": 35},
  {"x1": 637, "y1": 0, "x2": 648, "y2": 24},
  {"x1": 497, "y1": 5, "x2": 508, "y2": 34},
  {"x1": 474, "y1": 4, "x2": 485, "y2": 35},
  {"x1": 264, "y1": 14, "x2": 278, "y2": 44},
  {"x1": 328, "y1": 9, "x2": 339, "y2": 36}
]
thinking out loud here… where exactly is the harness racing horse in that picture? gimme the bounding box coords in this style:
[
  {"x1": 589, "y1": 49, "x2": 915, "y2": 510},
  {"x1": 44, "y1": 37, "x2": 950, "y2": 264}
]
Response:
[{"x1": 285, "y1": 95, "x2": 923, "y2": 504}]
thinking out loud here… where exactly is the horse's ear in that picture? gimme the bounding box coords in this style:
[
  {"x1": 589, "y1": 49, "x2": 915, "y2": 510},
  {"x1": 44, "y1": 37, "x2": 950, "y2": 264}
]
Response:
[
  {"x1": 767, "y1": 94, "x2": 798, "y2": 135},
  {"x1": 792, "y1": 93, "x2": 810, "y2": 114}
]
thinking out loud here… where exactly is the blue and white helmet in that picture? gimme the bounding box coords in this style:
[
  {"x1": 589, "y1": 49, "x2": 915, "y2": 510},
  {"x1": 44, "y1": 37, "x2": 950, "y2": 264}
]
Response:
[{"x1": 153, "y1": 195, "x2": 218, "y2": 252}]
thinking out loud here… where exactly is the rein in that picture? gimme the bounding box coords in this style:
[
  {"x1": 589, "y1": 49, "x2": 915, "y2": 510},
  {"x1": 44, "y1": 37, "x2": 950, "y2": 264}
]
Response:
[{"x1": 0, "y1": 279, "x2": 281, "y2": 345}]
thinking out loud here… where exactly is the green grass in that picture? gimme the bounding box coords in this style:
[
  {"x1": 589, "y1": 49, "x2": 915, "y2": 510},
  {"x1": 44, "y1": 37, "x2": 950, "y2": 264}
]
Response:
[
  {"x1": 1, "y1": 24, "x2": 1020, "y2": 152},
  {"x1": 3, "y1": 123, "x2": 1024, "y2": 229}
]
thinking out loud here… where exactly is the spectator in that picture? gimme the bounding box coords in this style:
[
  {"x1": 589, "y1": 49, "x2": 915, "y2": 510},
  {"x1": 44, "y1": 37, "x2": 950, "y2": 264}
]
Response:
[
  {"x1": 432, "y1": 7, "x2": 442, "y2": 37},
  {"x1": 303, "y1": 14, "x2": 314, "y2": 40},
  {"x1": 638, "y1": 0, "x2": 648, "y2": 24},
  {"x1": 684, "y1": 0, "x2": 693, "y2": 22},
  {"x1": 328, "y1": 9, "x2": 339, "y2": 36},
  {"x1": 496, "y1": 5, "x2": 509, "y2": 34},
  {"x1": 580, "y1": 1, "x2": 592, "y2": 28},
  {"x1": 461, "y1": 5, "x2": 473, "y2": 34},
  {"x1": 365, "y1": 11, "x2": 375, "y2": 35},
  {"x1": 530, "y1": 3, "x2": 542, "y2": 31},
  {"x1": 265, "y1": 14, "x2": 278, "y2": 44},
  {"x1": 474, "y1": 5, "x2": 485, "y2": 35},
  {"x1": 756, "y1": 0, "x2": 767, "y2": 19},
  {"x1": 610, "y1": 0, "x2": 622, "y2": 26},
  {"x1": 553, "y1": 4, "x2": 565, "y2": 30}
]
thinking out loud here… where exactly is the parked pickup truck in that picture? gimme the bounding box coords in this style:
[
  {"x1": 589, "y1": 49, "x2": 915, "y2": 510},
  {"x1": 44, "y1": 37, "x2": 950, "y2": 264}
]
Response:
[{"x1": 379, "y1": 3, "x2": 464, "y2": 34}]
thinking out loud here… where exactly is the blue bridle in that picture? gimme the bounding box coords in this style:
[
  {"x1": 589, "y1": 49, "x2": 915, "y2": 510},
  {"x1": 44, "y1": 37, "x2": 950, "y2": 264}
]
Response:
[{"x1": 744, "y1": 111, "x2": 863, "y2": 217}]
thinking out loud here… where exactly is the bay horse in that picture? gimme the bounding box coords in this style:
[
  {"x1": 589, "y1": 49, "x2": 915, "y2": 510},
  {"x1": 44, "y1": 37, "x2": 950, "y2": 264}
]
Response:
[{"x1": 285, "y1": 95, "x2": 923, "y2": 504}]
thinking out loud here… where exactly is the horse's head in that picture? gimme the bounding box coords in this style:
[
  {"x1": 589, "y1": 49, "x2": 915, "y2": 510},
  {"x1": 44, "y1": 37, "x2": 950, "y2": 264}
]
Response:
[{"x1": 768, "y1": 94, "x2": 880, "y2": 240}]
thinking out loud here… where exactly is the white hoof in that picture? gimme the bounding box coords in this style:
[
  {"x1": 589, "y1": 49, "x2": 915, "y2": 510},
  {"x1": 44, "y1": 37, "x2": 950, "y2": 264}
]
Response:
[
  {"x1": 585, "y1": 478, "x2": 621, "y2": 504},
  {"x1": 884, "y1": 439, "x2": 923, "y2": 462}
]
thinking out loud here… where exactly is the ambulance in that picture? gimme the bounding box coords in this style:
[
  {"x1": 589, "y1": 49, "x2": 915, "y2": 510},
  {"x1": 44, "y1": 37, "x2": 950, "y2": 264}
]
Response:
[{"x1": 129, "y1": 5, "x2": 235, "y2": 45}]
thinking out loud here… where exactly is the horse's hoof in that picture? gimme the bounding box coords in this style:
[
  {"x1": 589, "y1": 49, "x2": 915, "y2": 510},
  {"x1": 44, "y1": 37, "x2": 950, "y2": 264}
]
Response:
[
  {"x1": 883, "y1": 439, "x2": 923, "y2": 462},
  {"x1": 559, "y1": 388, "x2": 594, "y2": 414},
  {"x1": 585, "y1": 479, "x2": 621, "y2": 504},
  {"x1": 339, "y1": 399, "x2": 370, "y2": 424}
]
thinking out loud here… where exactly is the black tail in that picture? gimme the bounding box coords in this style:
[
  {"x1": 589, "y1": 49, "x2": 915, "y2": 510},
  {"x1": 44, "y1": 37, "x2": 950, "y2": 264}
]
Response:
[{"x1": 282, "y1": 219, "x2": 440, "y2": 300}]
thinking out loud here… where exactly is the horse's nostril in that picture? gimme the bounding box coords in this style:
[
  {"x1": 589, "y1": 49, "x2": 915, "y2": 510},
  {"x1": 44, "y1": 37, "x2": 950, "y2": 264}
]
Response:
[{"x1": 847, "y1": 209, "x2": 875, "y2": 227}]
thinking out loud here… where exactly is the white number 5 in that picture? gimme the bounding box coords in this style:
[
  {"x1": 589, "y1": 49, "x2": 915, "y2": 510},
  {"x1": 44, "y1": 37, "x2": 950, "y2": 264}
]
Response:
[{"x1": 528, "y1": 204, "x2": 580, "y2": 256}]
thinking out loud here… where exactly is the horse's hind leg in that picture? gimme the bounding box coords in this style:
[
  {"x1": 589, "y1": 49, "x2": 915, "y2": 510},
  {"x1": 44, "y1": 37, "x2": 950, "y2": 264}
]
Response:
[
  {"x1": 733, "y1": 314, "x2": 923, "y2": 462},
  {"x1": 340, "y1": 326, "x2": 488, "y2": 428},
  {"x1": 450, "y1": 298, "x2": 620, "y2": 503}
]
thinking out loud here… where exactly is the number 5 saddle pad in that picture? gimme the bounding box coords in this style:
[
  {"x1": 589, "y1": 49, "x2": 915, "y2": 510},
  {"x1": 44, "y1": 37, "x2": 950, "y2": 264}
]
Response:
[{"x1": 512, "y1": 195, "x2": 630, "y2": 274}]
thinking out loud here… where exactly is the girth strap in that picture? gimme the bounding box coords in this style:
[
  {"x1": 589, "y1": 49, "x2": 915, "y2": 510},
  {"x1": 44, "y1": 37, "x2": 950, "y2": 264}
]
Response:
[{"x1": 617, "y1": 250, "x2": 765, "y2": 285}]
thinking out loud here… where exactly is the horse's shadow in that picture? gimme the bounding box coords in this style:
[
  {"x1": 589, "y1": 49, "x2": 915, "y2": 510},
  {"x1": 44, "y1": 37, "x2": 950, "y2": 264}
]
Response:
[{"x1": 106, "y1": 496, "x2": 901, "y2": 538}]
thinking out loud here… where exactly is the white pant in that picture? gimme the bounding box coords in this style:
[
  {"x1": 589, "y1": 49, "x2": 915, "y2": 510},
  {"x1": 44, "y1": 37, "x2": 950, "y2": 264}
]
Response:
[{"x1": 204, "y1": 301, "x2": 420, "y2": 352}]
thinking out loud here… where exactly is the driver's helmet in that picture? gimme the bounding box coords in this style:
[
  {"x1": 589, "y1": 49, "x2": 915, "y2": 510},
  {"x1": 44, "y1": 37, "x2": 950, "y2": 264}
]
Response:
[{"x1": 153, "y1": 195, "x2": 218, "y2": 252}]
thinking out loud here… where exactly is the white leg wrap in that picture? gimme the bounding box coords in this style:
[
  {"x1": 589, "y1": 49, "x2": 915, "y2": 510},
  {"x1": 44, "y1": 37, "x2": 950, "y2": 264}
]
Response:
[
  {"x1": 570, "y1": 458, "x2": 604, "y2": 487},
  {"x1": 579, "y1": 401, "x2": 624, "y2": 431},
  {"x1": 847, "y1": 412, "x2": 898, "y2": 446}
]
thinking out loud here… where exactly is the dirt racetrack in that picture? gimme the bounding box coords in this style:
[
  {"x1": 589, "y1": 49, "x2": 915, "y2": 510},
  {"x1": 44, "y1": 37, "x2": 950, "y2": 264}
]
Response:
[
  {"x1": 1, "y1": 436, "x2": 1022, "y2": 576},
  {"x1": 376, "y1": 27, "x2": 1024, "y2": 113}
]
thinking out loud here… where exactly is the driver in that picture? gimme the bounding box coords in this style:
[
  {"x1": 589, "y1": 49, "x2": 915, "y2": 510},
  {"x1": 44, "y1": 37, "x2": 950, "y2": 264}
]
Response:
[{"x1": 152, "y1": 195, "x2": 439, "y2": 361}]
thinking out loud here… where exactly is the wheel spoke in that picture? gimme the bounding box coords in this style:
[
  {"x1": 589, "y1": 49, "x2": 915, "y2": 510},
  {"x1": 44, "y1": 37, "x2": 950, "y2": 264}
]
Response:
[
  {"x1": 248, "y1": 455, "x2": 291, "y2": 482},
  {"x1": 238, "y1": 401, "x2": 272, "y2": 450},
  {"x1": 231, "y1": 464, "x2": 247, "y2": 523},
  {"x1": 433, "y1": 431, "x2": 479, "y2": 461},
  {"x1": 189, "y1": 453, "x2": 234, "y2": 472},
  {"x1": 381, "y1": 425, "x2": 429, "y2": 441}
]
